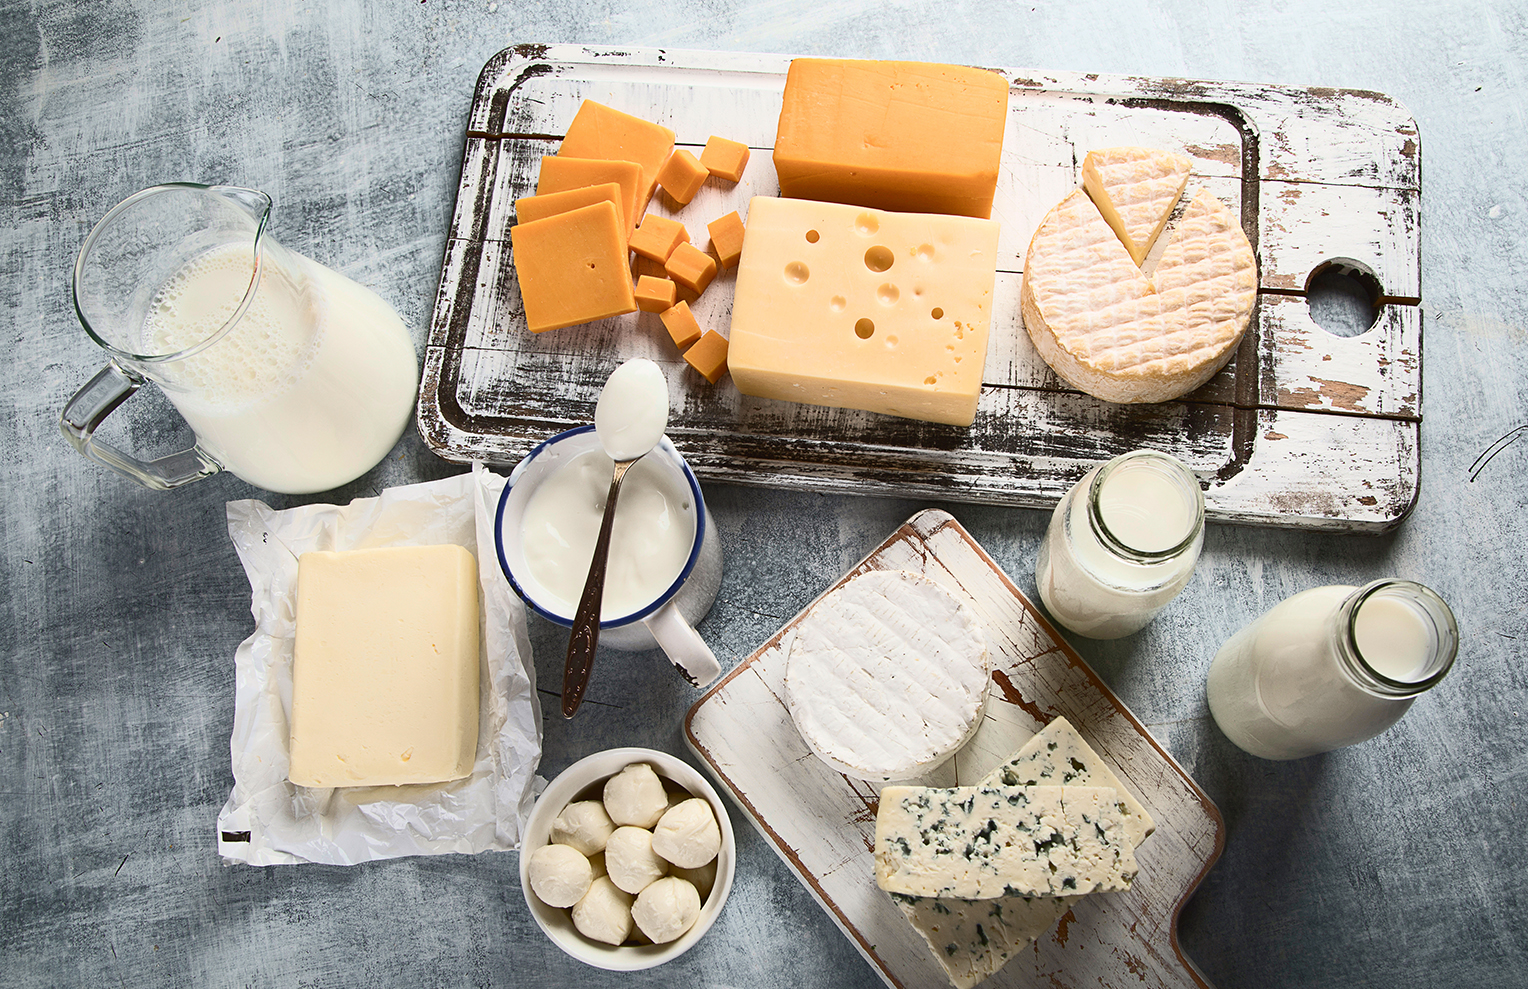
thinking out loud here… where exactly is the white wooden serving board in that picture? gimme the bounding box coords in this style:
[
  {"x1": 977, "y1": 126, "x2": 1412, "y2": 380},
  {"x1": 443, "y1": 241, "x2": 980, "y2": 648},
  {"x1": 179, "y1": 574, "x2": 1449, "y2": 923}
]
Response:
[
  {"x1": 420, "y1": 43, "x2": 1422, "y2": 531},
  {"x1": 684, "y1": 509, "x2": 1224, "y2": 989}
]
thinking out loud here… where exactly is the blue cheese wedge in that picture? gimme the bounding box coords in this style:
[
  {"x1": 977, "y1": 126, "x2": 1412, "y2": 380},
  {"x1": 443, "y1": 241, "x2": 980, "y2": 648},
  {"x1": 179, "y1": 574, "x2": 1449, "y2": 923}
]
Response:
[
  {"x1": 785, "y1": 569, "x2": 990, "y2": 782},
  {"x1": 891, "y1": 718, "x2": 1154, "y2": 988},
  {"x1": 874, "y1": 784, "x2": 1137, "y2": 899}
]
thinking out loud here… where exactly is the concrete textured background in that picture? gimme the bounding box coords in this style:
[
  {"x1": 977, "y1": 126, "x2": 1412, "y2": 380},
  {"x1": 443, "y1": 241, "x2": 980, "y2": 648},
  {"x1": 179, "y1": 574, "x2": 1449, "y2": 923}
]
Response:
[{"x1": 3, "y1": 1, "x2": 1526, "y2": 986}]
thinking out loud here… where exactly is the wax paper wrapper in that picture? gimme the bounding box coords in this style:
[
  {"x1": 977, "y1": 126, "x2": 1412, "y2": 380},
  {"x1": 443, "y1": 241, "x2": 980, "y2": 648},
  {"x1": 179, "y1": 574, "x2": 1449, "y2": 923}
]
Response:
[{"x1": 216, "y1": 465, "x2": 542, "y2": 865}]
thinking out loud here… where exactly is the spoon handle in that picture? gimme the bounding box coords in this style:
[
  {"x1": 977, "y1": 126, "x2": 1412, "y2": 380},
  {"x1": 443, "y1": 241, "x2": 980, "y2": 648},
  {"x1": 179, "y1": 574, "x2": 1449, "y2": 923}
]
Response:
[{"x1": 562, "y1": 458, "x2": 636, "y2": 718}]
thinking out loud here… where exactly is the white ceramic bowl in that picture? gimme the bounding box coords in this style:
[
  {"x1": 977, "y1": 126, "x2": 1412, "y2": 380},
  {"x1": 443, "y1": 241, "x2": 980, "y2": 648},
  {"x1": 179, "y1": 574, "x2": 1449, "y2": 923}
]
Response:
[{"x1": 520, "y1": 747, "x2": 736, "y2": 970}]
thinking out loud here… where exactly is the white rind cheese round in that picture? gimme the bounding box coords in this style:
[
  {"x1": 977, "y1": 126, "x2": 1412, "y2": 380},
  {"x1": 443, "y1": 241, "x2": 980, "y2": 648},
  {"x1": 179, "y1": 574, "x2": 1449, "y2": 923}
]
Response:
[
  {"x1": 1022, "y1": 184, "x2": 1257, "y2": 404},
  {"x1": 784, "y1": 569, "x2": 990, "y2": 782}
]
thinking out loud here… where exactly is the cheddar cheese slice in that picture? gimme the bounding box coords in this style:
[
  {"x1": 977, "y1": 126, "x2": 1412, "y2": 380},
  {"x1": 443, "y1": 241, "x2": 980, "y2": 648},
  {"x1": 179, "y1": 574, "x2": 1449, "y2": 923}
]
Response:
[
  {"x1": 536, "y1": 156, "x2": 643, "y2": 235},
  {"x1": 557, "y1": 100, "x2": 675, "y2": 221},
  {"x1": 511, "y1": 201, "x2": 637, "y2": 333},
  {"x1": 1021, "y1": 186, "x2": 1256, "y2": 404},
  {"x1": 1082, "y1": 147, "x2": 1194, "y2": 266}
]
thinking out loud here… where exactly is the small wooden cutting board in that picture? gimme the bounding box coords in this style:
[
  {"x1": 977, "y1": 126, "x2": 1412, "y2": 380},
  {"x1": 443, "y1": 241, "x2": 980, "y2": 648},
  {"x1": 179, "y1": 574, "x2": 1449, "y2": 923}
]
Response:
[{"x1": 686, "y1": 508, "x2": 1224, "y2": 989}]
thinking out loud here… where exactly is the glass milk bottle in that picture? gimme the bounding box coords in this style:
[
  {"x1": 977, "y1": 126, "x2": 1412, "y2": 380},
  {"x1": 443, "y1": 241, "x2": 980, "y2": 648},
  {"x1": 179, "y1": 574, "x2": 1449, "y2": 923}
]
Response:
[
  {"x1": 1206, "y1": 580, "x2": 1458, "y2": 760},
  {"x1": 1034, "y1": 449, "x2": 1205, "y2": 639}
]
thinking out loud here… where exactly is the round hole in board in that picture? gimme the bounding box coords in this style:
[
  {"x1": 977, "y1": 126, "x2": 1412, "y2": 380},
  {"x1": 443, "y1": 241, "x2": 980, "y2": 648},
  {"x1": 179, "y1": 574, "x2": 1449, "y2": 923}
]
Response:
[
  {"x1": 931, "y1": 307, "x2": 944, "y2": 320},
  {"x1": 805, "y1": 229, "x2": 820, "y2": 244},
  {"x1": 864, "y1": 246, "x2": 894, "y2": 273},
  {"x1": 1305, "y1": 259, "x2": 1382, "y2": 337},
  {"x1": 829, "y1": 295, "x2": 847, "y2": 312},
  {"x1": 877, "y1": 283, "x2": 900, "y2": 305},
  {"x1": 784, "y1": 261, "x2": 810, "y2": 284},
  {"x1": 855, "y1": 318, "x2": 875, "y2": 339},
  {"x1": 855, "y1": 213, "x2": 880, "y2": 236}
]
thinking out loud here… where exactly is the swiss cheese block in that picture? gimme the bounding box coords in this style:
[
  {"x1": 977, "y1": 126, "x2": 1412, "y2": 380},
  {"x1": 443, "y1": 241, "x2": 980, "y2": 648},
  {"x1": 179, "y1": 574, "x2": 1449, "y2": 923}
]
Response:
[
  {"x1": 1082, "y1": 147, "x2": 1193, "y2": 266},
  {"x1": 892, "y1": 717, "x2": 1156, "y2": 988},
  {"x1": 784, "y1": 569, "x2": 989, "y2": 782},
  {"x1": 536, "y1": 156, "x2": 643, "y2": 235},
  {"x1": 773, "y1": 58, "x2": 1009, "y2": 218},
  {"x1": 729, "y1": 196, "x2": 999, "y2": 427},
  {"x1": 511, "y1": 201, "x2": 637, "y2": 333},
  {"x1": 557, "y1": 99, "x2": 675, "y2": 221},
  {"x1": 288, "y1": 545, "x2": 480, "y2": 788},
  {"x1": 874, "y1": 784, "x2": 1137, "y2": 899},
  {"x1": 1022, "y1": 186, "x2": 1256, "y2": 403}
]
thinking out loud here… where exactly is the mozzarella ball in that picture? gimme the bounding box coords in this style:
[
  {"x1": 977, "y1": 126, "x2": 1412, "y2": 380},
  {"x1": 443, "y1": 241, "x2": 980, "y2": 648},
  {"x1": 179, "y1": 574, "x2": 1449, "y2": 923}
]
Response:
[
  {"x1": 604, "y1": 825, "x2": 668, "y2": 894},
  {"x1": 550, "y1": 799, "x2": 615, "y2": 856},
  {"x1": 669, "y1": 859, "x2": 717, "y2": 900},
  {"x1": 631, "y1": 876, "x2": 702, "y2": 944},
  {"x1": 527, "y1": 843, "x2": 593, "y2": 908},
  {"x1": 651, "y1": 797, "x2": 722, "y2": 869},
  {"x1": 571, "y1": 876, "x2": 634, "y2": 946},
  {"x1": 603, "y1": 763, "x2": 670, "y2": 828}
]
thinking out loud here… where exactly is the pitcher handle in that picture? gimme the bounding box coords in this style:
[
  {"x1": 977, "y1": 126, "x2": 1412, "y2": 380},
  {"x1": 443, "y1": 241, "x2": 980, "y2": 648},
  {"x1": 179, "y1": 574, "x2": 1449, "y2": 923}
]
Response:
[
  {"x1": 642, "y1": 599, "x2": 722, "y2": 689},
  {"x1": 60, "y1": 361, "x2": 222, "y2": 490}
]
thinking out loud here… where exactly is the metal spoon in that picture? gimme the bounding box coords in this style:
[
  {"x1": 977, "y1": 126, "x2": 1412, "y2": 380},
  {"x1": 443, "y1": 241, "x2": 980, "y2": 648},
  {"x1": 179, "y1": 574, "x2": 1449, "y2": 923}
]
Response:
[{"x1": 562, "y1": 359, "x2": 670, "y2": 718}]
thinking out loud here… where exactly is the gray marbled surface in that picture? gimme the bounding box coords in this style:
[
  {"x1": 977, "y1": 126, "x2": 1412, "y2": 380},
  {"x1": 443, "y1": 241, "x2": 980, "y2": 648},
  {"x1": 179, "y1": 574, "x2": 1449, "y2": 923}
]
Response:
[{"x1": 3, "y1": 1, "x2": 1526, "y2": 986}]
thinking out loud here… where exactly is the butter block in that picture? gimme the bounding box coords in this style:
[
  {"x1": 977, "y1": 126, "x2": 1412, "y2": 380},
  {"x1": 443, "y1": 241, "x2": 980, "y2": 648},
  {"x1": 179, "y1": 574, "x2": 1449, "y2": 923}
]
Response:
[
  {"x1": 773, "y1": 58, "x2": 1009, "y2": 218},
  {"x1": 288, "y1": 545, "x2": 481, "y2": 788},
  {"x1": 511, "y1": 201, "x2": 638, "y2": 333},
  {"x1": 729, "y1": 196, "x2": 998, "y2": 426},
  {"x1": 558, "y1": 99, "x2": 675, "y2": 220}
]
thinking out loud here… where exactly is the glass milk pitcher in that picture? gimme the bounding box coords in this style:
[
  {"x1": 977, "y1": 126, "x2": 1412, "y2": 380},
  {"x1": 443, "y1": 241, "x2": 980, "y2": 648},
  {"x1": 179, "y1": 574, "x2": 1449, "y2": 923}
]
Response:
[
  {"x1": 60, "y1": 183, "x2": 419, "y2": 494},
  {"x1": 1206, "y1": 580, "x2": 1459, "y2": 760}
]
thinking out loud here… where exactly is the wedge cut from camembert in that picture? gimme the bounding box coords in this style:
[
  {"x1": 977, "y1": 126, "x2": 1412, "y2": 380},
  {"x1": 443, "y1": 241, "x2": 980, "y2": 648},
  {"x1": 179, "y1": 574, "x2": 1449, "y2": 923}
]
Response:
[
  {"x1": 784, "y1": 569, "x2": 989, "y2": 782},
  {"x1": 1082, "y1": 147, "x2": 1193, "y2": 265},
  {"x1": 1021, "y1": 184, "x2": 1256, "y2": 404}
]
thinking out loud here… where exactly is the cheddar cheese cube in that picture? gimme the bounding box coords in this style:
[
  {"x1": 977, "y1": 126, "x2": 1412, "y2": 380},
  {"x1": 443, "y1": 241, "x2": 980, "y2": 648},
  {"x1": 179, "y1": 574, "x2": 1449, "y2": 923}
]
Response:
[
  {"x1": 707, "y1": 211, "x2": 746, "y2": 270},
  {"x1": 665, "y1": 242, "x2": 717, "y2": 296},
  {"x1": 684, "y1": 331, "x2": 730, "y2": 384},
  {"x1": 657, "y1": 148, "x2": 709, "y2": 205},
  {"x1": 634, "y1": 275, "x2": 678, "y2": 313},
  {"x1": 773, "y1": 58, "x2": 1009, "y2": 218},
  {"x1": 630, "y1": 214, "x2": 690, "y2": 263},
  {"x1": 660, "y1": 301, "x2": 703, "y2": 351},
  {"x1": 699, "y1": 136, "x2": 750, "y2": 183},
  {"x1": 511, "y1": 201, "x2": 637, "y2": 333}
]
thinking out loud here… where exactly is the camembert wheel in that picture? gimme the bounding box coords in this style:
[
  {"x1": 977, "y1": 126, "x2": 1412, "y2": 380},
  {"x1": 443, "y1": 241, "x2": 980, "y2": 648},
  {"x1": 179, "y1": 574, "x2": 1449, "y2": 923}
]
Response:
[{"x1": 1021, "y1": 149, "x2": 1257, "y2": 405}]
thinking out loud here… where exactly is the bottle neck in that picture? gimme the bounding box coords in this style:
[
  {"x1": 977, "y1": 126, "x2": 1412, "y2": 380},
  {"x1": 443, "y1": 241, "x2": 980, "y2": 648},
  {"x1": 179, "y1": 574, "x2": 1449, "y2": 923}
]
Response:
[
  {"x1": 1083, "y1": 449, "x2": 1205, "y2": 566},
  {"x1": 1331, "y1": 580, "x2": 1458, "y2": 698}
]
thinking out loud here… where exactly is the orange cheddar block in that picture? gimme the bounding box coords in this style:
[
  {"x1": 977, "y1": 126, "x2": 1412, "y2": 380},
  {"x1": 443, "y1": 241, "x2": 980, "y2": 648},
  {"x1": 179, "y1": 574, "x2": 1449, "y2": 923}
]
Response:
[
  {"x1": 685, "y1": 330, "x2": 730, "y2": 384},
  {"x1": 630, "y1": 214, "x2": 690, "y2": 263},
  {"x1": 773, "y1": 58, "x2": 1009, "y2": 218},
  {"x1": 516, "y1": 182, "x2": 624, "y2": 226},
  {"x1": 707, "y1": 211, "x2": 746, "y2": 269},
  {"x1": 536, "y1": 156, "x2": 643, "y2": 234},
  {"x1": 699, "y1": 136, "x2": 750, "y2": 183},
  {"x1": 510, "y1": 201, "x2": 636, "y2": 333},
  {"x1": 558, "y1": 100, "x2": 675, "y2": 221},
  {"x1": 657, "y1": 148, "x2": 709, "y2": 205},
  {"x1": 660, "y1": 301, "x2": 703, "y2": 350},
  {"x1": 635, "y1": 275, "x2": 678, "y2": 313},
  {"x1": 665, "y1": 242, "x2": 717, "y2": 296}
]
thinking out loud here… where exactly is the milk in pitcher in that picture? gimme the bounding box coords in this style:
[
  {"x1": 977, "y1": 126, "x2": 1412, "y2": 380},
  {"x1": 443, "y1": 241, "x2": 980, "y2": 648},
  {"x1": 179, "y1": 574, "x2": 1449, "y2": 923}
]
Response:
[{"x1": 140, "y1": 244, "x2": 418, "y2": 494}]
